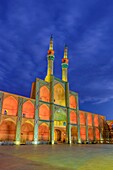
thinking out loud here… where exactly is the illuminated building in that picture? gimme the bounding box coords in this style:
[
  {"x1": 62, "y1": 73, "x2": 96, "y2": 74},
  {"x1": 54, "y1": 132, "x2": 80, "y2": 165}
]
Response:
[{"x1": 0, "y1": 36, "x2": 108, "y2": 145}]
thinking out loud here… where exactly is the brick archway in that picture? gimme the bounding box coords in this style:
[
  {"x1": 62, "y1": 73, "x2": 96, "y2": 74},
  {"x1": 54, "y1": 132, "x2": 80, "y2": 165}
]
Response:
[{"x1": 0, "y1": 120, "x2": 16, "y2": 141}]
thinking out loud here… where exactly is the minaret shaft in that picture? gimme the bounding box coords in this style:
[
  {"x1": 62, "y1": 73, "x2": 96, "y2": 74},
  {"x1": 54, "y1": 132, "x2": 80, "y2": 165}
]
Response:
[
  {"x1": 62, "y1": 46, "x2": 69, "y2": 82},
  {"x1": 45, "y1": 36, "x2": 55, "y2": 82}
]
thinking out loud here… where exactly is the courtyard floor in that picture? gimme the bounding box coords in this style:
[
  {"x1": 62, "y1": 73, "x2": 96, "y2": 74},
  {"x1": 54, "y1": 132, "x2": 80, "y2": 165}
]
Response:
[{"x1": 0, "y1": 144, "x2": 113, "y2": 170}]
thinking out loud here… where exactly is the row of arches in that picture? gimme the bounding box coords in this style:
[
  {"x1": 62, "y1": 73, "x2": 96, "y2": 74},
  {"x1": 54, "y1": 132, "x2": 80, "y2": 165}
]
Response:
[
  {"x1": 2, "y1": 98, "x2": 50, "y2": 120},
  {"x1": 40, "y1": 84, "x2": 77, "y2": 108},
  {"x1": 1, "y1": 96, "x2": 77, "y2": 122},
  {"x1": 0, "y1": 120, "x2": 100, "y2": 142},
  {"x1": 79, "y1": 111, "x2": 100, "y2": 127}
]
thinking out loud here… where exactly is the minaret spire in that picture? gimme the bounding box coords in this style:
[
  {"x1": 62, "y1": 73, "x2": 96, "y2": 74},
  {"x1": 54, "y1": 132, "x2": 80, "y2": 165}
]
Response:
[
  {"x1": 62, "y1": 45, "x2": 69, "y2": 82},
  {"x1": 45, "y1": 35, "x2": 55, "y2": 82},
  {"x1": 49, "y1": 34, "x2": 53, "y2": 50}
]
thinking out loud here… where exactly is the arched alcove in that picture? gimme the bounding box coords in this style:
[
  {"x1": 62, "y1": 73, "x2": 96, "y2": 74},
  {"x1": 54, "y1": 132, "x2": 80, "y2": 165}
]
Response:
[
  {"x1": 0, "y1": 120, "x2": 16, "y2": 141},
  {"x1": 70, "y1": 95, "x2": 77, "y2": 109},
  {"x1": 21, "y1": 123, "x2": 34, "y2": 142},
  {"x1": 80, "y1": 111, "x2": 86, "y2": 125},
  {"x1": 71, "y1": 126, "x2": 78, "y2": 143},
  {"x1": 94, "y1": 115, "x2": 99, "y2": 127},
  {"x1": 88, "y1": 128, "x2": 93, "y2": 141},
  {"x1": 87, "y1": 113, "x2": 92, "y2": 126},
  {"x1": 2, "y1": 96, "x2": 18, "y2": 116},
  {"x1": 39, "y1": 104, "x2": 50, "y2": 120},
  {"x1": 54, "y1": 83, "x2": 65, "y2": 106},
  {"x1": 80, "y1": 126, "x2": 86, "y2": 141},
  {"x1": 95, "y1": 128, "x2": 100, "y2": 140},
  {"x1": 40, "y1": 86, "x2": 50, "y2": 102},
  {"x1": 38, "y1": 123, "x2": 49, "y2": 141},
  {"x1": 22, "y1": 101, "x2": 34, "y2": 118},
  {"x1": 70, "y1": 111, "x2": 77, "y2": 124}
]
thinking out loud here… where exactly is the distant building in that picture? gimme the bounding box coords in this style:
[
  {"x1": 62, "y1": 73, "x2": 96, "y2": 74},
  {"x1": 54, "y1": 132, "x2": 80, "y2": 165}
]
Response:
[{"x1": 0, "y1": 36, "x2": 110, "y2": 144}]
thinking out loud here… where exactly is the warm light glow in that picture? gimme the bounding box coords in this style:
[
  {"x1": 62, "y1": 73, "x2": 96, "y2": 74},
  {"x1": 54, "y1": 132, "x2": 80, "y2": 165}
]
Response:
[
  {"x1": 94, "y1": 115, "x2": 99, "y2": 127},
  {"x1": 2, "y1": 96, "x2": 18, "y2": 116},
  {"x1": 70, "y1": 95, "x2": 77, "y2": 109},
  {"x1": 80, "y1": 126, "x2": 86, "y2": 140},
  {"x1": 0, "y1": 120, "x2": 16, "y2": 141},
  {"x1": 39, "y1": 123, "x2": 49, "y2": 141},
  {"x1": 21, "y1": 123, "x2": 34, "y2": 142},
  {"x1": 95, "y1": 128, "x2": 100, "y2": 140},
  {"x1": 39, "y1": 104, "x2": 50, "y2": 120},
  {"x1": 40, "y1": 86, "x2": 50, "y2": 102},
  {"x1": 54, "y1": 83, "x2": 65, "y2": 106},
  {"x1": 87, "y1": 113, "x2": 92, "y2": 126},
  {"x1": 70, "y1": 111, "x2": 77, "y2": 124},
  {"x1": 80, "y1": 111, "x2": 86, "y2": 125},
  {"x1": 88, "y1": 128, "x2": 93, "y2": 140},
  {"x1": 22, "y1": 101, "x2": 35, "y2": 119}
]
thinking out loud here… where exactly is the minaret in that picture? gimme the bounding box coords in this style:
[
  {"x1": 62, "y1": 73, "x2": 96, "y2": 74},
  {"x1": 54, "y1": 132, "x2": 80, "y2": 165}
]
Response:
[
  {"x1": 45, "y1": 35, "x2": 55, "y2": 82},
  {"x1": 61, "y1": 45, "x2": 69, "y2": 82}
]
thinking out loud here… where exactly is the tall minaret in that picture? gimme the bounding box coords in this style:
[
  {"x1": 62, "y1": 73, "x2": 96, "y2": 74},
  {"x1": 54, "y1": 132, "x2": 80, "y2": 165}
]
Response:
[
  {"x1": 61, "y1": 45, "x2": 69, "y2": 82},
  {"x1": 45, "y1": 35, "x2": 55, "y2": 82}
]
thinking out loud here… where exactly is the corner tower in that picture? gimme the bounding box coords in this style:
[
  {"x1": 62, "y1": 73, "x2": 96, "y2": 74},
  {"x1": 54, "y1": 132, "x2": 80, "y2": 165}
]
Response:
[
  {"x1": 62, "y1": 45, "x2": 69, "y2": 82},
  {"x1": 45, "y1": 35, "x2": 55, "y2": 82}
]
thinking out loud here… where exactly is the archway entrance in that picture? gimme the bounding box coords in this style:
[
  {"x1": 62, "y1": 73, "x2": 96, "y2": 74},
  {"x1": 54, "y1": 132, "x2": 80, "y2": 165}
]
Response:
[
  {"x1": 21, "y1": 123, "x2": 34, "y2": 143},
  {"x1": 0, "y1": 120, "x2": 16, "y2": 141},
  {"x1": 54, "y1": 108, "x2": 66, "y2": 143},
  {"x1": 55, "y1": 129, "x2": 61, "y2": 141},
  {"x1": 71, "y1": 126, "x2": 78, "y2": 143}
]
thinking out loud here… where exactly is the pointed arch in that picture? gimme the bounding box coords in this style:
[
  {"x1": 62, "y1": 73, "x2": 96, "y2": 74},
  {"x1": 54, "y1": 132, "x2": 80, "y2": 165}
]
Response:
[
  {"x1": 38, "y1": 123, "x2": 49, "y2": 141},
  {"x1": 2, "y1": 96, "x2": 18, "y2": 116},
  {"x1": 71, "y1": 126, "x2": 78, "y2": 143},
  {"x1": 70, "y1": 111, "x2": 77, "y2": 124},
  {"x1": 40, "y1": 86, "x2": 50, "y2": 102},
  {"x1": 95, "y1": 128, "x2": 100, "y2": 140},
  {"x1": 39, "y1": 104, "x2": 50, "y2": 120},
  {"x1": 54, "y1": 83, "x2": 65, "y2": 106},
  {"x1": 80, "y1": 126, "x2": 86, "y2": 141},
  {"x1": 80, "y1": 111, "x2": 86, "y2": 125},
  {"x1": 70, "y1": 95, "x2": 77, "y2": 109},
  {"x1": 21, "y1": 123, "x2": 34, "y2": 142},
  {"x1": 22, "y1": 100, "x2": 35, "y2": 118},
  {"x1": 87, "y1": 113, "x2": 92, "y2": 126},
  {"x1": 88, "y1": 128, "x2": 93, "y2": 140},
  {"x1": 94, "y1": 115, "x2": 99, "y2": 127},
  {"x1": 0, "y1": 120, "x2": 16, "y2": 141}
]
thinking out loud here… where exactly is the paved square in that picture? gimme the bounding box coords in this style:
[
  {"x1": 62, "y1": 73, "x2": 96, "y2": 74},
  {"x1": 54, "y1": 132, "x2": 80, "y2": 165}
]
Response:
[{"x1": 0, "y1": 144, "x2": 113, "y2": 170}]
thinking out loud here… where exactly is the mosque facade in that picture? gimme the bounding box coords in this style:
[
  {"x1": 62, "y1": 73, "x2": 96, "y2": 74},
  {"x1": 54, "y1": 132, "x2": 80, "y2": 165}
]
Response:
[{"x1": 0, "y1": 36, "x2": 110, "y2": 145}]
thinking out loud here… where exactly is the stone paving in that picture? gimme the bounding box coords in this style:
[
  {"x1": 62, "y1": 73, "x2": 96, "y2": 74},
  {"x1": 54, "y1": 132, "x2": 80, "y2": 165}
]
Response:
[{"x1": 0, "y1": 144, "x2": 113, "y2": 170}]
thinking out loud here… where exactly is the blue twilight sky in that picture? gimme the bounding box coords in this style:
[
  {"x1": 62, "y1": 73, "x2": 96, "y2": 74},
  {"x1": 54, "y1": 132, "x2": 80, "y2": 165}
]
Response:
[{"x1": 0, "y1": 0, "x2": 113, "y2": 120}]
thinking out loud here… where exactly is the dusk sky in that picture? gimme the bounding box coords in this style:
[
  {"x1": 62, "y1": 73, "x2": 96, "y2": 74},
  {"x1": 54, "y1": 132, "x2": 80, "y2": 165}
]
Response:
[{"x1": 0, "y1": 0, "x2": 113, "y2": 120}]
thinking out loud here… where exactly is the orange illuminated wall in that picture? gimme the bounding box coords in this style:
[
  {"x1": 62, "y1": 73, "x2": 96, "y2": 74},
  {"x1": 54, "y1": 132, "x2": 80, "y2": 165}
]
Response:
[
  {"x1": 39, "y1": 104, "x2": 50, "y2": 120},
  {"x1": 70, "y1": 95, "x2": 77, "y2": 109},
  {"x1": 88, "y1": 128, "x2": 93, "y2": 140},
  {"x1": 94, "y1": 115, "x2": 99, "y2": 127},
  {"x1": 80, "y1": 126, "x2": 86, "y2": 140},
  {"x1": 39, "y1": 123, "x2": 49, "y2": 141},
  {"x1": 70, "y1": 111, "x2": 77, "y2": 124},
  {"x1": 71, "y1": 126, "x2": 78, "y2": 140},
  {"x1": 80, "y1": 111, "x2": 86, "y2": 125},
  {"x1": 40, "y1": 86, "x2": 50, "y2": 102},
  {"x1": 21, "y1": 123, "x2": 34, "y2": 141},
  {"x1": 22, "y1": 101, "x2": 34, "y2": 118},
  {"x1": 0, "y1": 120, "x2": 16, "y2": 141},
  {"x1": 95, "y1": 128, "x2": 100, "y2": 140},
  {"x1": 2, "y1": 96, "x2": 18, "y2": 116},
  {"x1": 87, "y1": 113, "x2": 92, "y2": 126}
]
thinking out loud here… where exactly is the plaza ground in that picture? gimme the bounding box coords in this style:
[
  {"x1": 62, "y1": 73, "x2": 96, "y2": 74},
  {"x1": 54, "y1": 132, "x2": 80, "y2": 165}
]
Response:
[{"x1": 0, "y1": 144, "x2": 113, "y2": 170}]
